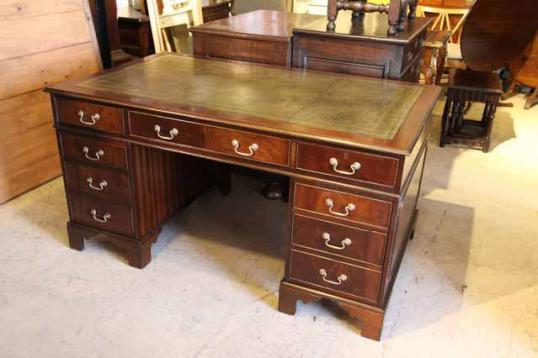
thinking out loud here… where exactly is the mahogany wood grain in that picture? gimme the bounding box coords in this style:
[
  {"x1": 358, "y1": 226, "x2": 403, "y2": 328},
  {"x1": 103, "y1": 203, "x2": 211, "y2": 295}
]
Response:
[
  {"x1": 296, "y1": 142, "x2": 399, "y2": 189},
  {"x1": 205, "y1": 126, "x2": 290, "y2": 166},
  {"x1": 60, "y1": 132, "x2": 128, "y2": 170},
  {"x1": 129, "y1": 111, "x2": 205, "y2": 148},
  {"x1": 292, "y1": 214, "x2": 386, "y2": 266},
  {"x1": 288, "y1": 249, "x2": 381, "y2": 303},
  {"x1": 56, "y1": 97, "x2": 124, "y2": 135},
  {"x1": 47, "y1": 55, "x2": 437, "y2": 340},
  {"x1": 63, "y1": 161, "x2": 131, "y2": 203},
  {"x1": 69, "y1": 192, "x2": 134, "y2": 236},
  {"x1": 293, "y1": 182, "x2": 392, "y2": 229}
]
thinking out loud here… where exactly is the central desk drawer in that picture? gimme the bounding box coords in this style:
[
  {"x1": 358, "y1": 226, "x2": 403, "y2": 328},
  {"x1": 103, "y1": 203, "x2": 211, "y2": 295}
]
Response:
[
  {"x1": 289, "y1": 250, "x2": 381, "y2": 303},
  {"x1": 56, "y1": 97, "x2": 124, "y2": 134},
  {"x1": 205, "y1": 127, "x2": 290, "y2": 166},
  {"x1": 69, "y1": 193, "x2": 134, "y2": 236},
  {"x1": 294, "y1": 183, "x2": 392, "y2": 229},
  {"x1": 128, "y1": 111, "x2": 205, "y2": 147},
  {"x1": 60, "y1": 133, "x2": 128, "y2": 170},
  {"x1": 296, "y1": 142, "x2": 399, "y2": 188},
  {"x1": 64, "y1": 162, "x2": 130, "y2": 203},
  {"x1": 292, "y1": 215, "x2": 386, "y2": 265}
]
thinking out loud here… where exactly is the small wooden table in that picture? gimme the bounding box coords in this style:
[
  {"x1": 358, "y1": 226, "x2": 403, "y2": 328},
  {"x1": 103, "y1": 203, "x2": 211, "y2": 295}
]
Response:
[
  {"x1": 441, "y1": 69, "x2": 502, "y2": 152},
  {"x1": 292, "y1": 13, "x2": 432, "y2": 82}
]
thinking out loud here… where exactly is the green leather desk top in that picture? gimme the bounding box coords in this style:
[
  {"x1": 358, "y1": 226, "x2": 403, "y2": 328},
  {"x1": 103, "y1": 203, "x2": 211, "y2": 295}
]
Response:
[{"x1": 48, "y1": 54, "x2": 440, "y2": 154}]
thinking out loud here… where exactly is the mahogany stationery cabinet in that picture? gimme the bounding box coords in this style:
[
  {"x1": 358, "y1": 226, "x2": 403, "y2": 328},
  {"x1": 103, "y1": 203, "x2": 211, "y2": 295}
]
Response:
[{"x1": 47, "y1": 55, "x2": 440, "y2": 340}]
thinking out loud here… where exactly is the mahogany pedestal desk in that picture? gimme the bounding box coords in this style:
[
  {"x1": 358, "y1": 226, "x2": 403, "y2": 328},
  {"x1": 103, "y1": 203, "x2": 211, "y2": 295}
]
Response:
[{"x1": 46, "y1": 55, "x2": 440, "y2": 340}]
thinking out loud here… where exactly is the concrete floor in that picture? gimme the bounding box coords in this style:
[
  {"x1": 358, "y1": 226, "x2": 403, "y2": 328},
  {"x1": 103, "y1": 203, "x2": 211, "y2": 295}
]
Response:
[{"x1": 0, "y1": 95, "x2": 537, "y2": 357}]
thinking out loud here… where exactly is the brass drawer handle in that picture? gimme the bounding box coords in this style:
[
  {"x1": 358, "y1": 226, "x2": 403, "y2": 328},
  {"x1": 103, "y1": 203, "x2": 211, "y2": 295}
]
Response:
[
  {"x1": 231, "y1": 139, "x2": 259, "y2": 157},
  {"x1": 86, "y1": 177, "x2": 108, "y2": 191},
  {"x1": 154, "y1": 124, "x2": 179, "y2": 141},
  {"x1": 329, "y1": 158, "x2": 361, "y2": 176},
  {"x1": 325, "y1": 198, "x2": 356, "y2": 217},
  {"x1": 82, "y1": 146, "x2": 104, "y2": 161},
  {"x1": 78, "y1": 110, "x2": 100, "y2": 126},
  {"x1": 322, "y1": 232, "x2": 352, "y2": 250},
  {"x1": 319, "y1": 268, "x2": 347, "y2": 286},
  {"x1": 90, "y1": 209, "x2": 111, "y2": 223}
]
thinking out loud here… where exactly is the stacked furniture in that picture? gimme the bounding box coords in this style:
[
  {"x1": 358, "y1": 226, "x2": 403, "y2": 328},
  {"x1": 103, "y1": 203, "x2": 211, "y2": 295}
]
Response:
[
  {"x1": 440, "y1": 0, "x2": 537, "y2": 151},
  {"x1": 191, "y1": 10, "x2": 432, "y2": 82}
]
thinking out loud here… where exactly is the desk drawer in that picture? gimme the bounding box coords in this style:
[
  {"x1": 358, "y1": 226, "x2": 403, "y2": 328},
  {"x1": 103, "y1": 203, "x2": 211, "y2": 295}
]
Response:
[
  {"x1": 60, "y1": 133, "x2": 128, "y2": 170},
  {"x1": 293, "y1": 183, "x2": 392, "y2": 229},
  {"x1": 296, "y1": 142, "x2": 399, "y2": 188},
  {"x1": 289, "y1": 250, "x2": 381, "y2": 303},
  {"x1": 292, "y1": 215, "x2": 386, "y2": 265},
  {"x1": 56, "y1": 97, "x2": 124, "y2": 134},
  {"x1": 205, "y1": 127, "x2": 290, "y2": 166},
  {"x1": 64, "y1": 162, "x2": 130, "y2": 203},
  {"x1": 69, "y1": 193, "x2": 134, "y2": 236},
  {"x1": 128, "y1": 111, "x2": 204, "y2": 147}
]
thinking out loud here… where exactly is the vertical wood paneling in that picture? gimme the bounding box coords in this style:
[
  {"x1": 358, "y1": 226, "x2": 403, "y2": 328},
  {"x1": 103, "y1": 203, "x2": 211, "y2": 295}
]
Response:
[{"x1": 0, "y1": 0, "x2": 100, "y2": 203}]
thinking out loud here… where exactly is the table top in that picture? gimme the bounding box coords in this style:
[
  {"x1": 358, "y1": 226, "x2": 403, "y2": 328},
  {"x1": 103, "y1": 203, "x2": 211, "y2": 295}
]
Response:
[
  {"x1": 47, "y1": 54, "x2": 440, "y2": 154},
  {"x1": 191, "y1": 10, "x2": 432, "y2": 45},
  {"x1": 292, "y1": 12, "x2": 432, "y2": 45},
  {"x1": 190, "y1": 10, "x2": 322, "y2": 42}
]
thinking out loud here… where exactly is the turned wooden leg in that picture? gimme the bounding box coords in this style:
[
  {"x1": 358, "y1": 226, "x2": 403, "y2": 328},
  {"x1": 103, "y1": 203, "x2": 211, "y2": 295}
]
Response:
[{"x1": 327, "y1": 0, "x2": 337, "y2": 31}]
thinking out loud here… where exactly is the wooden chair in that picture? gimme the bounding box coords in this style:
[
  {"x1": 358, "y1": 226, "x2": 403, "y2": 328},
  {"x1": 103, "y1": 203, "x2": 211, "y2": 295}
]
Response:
[
  {"x1": 146, "y1": 0, "x2": 203, "y2": 53},
  {"x1": 416, "y1": 6, "x2": 469, "y2": 43}
]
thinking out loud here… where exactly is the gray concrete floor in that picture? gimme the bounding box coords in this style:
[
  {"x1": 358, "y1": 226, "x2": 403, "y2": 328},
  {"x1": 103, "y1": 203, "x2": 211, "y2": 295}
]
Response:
[{"x1": 0, "y1": 95, "x2": 537, "y2": 357}]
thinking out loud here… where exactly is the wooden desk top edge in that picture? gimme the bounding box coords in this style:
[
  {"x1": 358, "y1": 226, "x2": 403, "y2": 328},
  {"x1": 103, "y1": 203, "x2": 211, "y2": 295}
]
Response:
[{"x1": 46, "y1": 54, "x2": 441, "y2": 156}]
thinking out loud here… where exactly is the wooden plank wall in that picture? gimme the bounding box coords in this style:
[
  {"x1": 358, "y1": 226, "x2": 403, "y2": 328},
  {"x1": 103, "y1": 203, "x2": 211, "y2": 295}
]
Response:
[{"x1": 0, "y1": 0, "x2": 102, "y2": 204}]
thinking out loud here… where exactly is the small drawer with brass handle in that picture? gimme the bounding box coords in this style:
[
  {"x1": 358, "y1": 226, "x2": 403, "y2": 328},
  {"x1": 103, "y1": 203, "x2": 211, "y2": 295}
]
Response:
[
  {"x1": 90, "y1": 209, "x2": 111, "y2": 223},
  {"x1": 129, "y1": 111, "x2": 204, "y2": 147},
  {"x1": 56, "y1": 97, "x2": 124, "y2": 134},
  {"x1": 292, "y1": 215, "x2": 386, "y2": 265},
  {"x1": 64, "y1": 162, "x2": 130, "y2": 203},
  {"x1": 296, "y1": 142, "x2": 399, "y2": 189},
  {"x1": 154, "y1": 124, "x2": 179, "y2": 141},
  {"x1": 318, "y1": 268, "x2": 347, "y2": 285},
  {"x1": 231, "y1": 139, "x2": 259, "y2": 157},
  {"x1": 325, "y1": 198, "x2": 356, "y2": 217},
  {"x1": 293, "y1": 182, "x2": 392, "y2": 229},
  {"x1": 288, "y1": 250, "x2": 381, "y2": 303},
  {"x1": 60, "y1": 132, "x2": 128, "y2": 170},
  {"x1": 69, "y1": 193, "x2": 134, "y2": 236},
  {"x1": 205, "y1": 126, "x2": 290, "y2": 166}
]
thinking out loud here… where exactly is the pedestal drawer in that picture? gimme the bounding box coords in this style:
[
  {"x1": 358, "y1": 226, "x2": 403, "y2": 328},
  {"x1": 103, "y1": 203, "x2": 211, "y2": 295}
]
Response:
[
  {"x1": 60, "y1": 133, "x2": 128, "y2": 170},
  {"x1": 205, "y1": 127, "x2": 290, "y2": 166},
  {"x1": 56, "y1": 97, "x2": 124, "y2": 134},
  {"x1": 293, "y1": 183, "x2": 392, "y2": 229},
  {"x1": 289, "y1": 250, "x2": 381, "y2": 303},
  {"x1": 296, "y1": 142, "x2": 399, "y2": 188},
  {"x1": 128, "y1": 111, "x2": 205, "y2": 147},
  {"x1": 69, "y1": 193, "x2": 134, "y2": 236},
  {"x1": 64, "y1": 162, "x2": 131, "y2": 203},
  {"x1": 292, "y1": 215, "x2": 386, "y2": 265}
]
